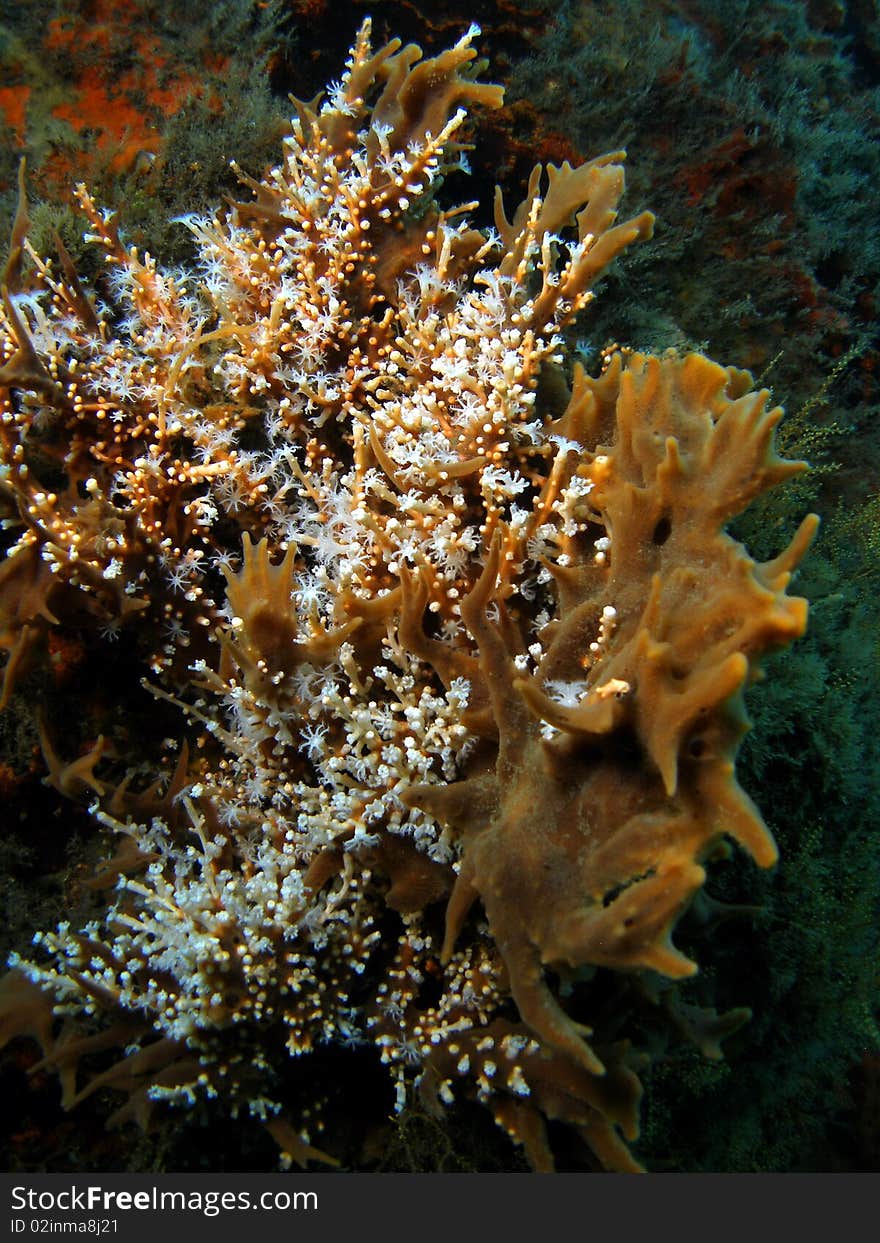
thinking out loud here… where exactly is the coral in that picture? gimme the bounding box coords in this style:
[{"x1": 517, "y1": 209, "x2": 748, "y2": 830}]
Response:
[{"x1": 0, "y1": 19, "x2": 816, "y2": 1171}]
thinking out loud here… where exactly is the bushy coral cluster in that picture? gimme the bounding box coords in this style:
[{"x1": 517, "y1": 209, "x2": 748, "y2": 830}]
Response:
[{"x1": 0, "y1": 22, "x2": 816, "y2": 1171}]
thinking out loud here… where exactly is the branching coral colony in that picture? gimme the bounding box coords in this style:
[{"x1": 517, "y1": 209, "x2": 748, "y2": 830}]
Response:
[{"x1": 0, "y1": 22, "x2": 818, "y2": 1172}]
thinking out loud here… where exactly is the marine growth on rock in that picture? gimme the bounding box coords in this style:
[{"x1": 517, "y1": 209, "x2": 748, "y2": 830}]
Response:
[{"x1": 0, "y1": 21, "x2": 816, "y2": 1171}]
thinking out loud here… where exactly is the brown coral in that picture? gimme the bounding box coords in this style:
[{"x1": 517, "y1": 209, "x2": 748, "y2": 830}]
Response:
[
  {"x1": 0, "y1": 20, "x2": 817, "y2": 1174},
  {"x1": 406, "y1": 351, "x2": 817, "y2": 1078}
]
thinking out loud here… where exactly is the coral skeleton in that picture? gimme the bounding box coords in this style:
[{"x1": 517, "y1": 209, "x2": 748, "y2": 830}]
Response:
[{"x1": 0, "y1": 22, "x2": 816, "y2": 1171}]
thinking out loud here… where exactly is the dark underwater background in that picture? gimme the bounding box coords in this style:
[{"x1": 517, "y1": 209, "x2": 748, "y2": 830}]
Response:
[{"x1": 0, "y1": 0, "x2": 877, "y2": 1172}]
